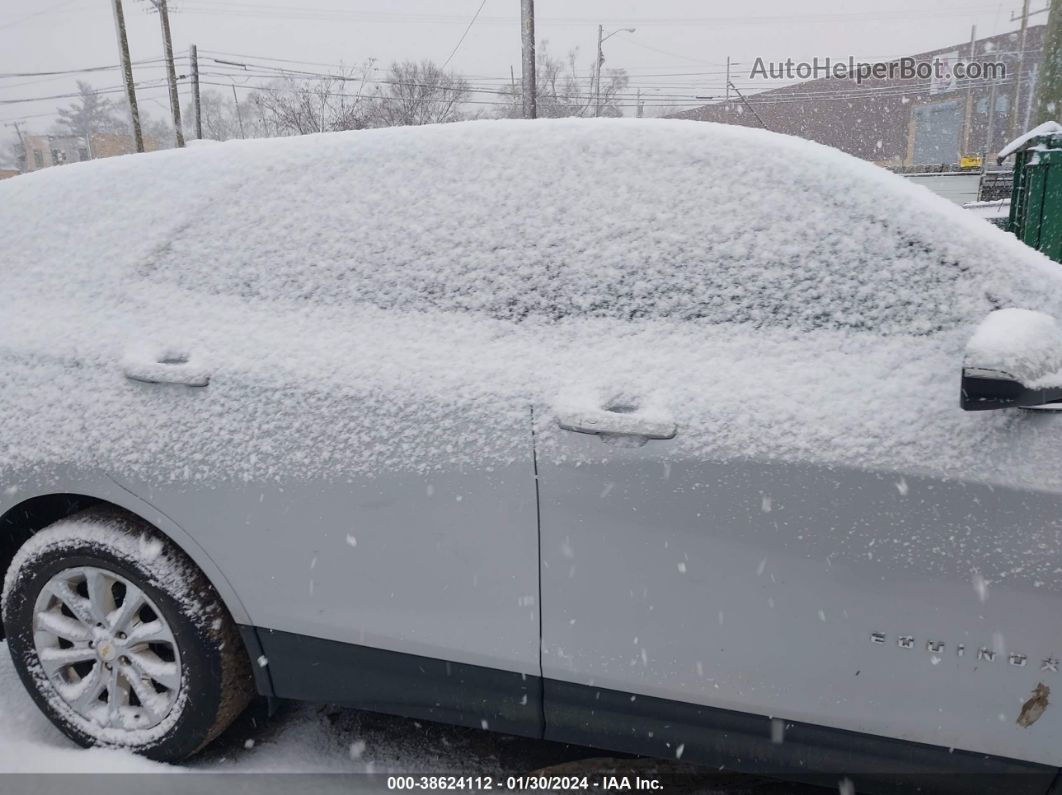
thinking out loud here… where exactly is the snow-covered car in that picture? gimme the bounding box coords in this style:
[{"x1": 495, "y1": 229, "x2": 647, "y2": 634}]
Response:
[{"x1": 4, "y1": 118, "x2": 1062, "y2": 791}]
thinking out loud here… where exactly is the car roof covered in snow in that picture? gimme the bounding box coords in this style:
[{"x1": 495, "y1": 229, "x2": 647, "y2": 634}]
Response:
[{"x1": 4, "y1": 118, "x2": 1061, "y2": 336}]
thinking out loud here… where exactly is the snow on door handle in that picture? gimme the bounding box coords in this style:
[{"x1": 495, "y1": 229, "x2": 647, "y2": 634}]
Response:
[
  {"x1": 121, "y1": 348, "x2": 211, "y2": 387},
  {"x1": 557, "y1": 411, "x2": 676, "y2": 440}
]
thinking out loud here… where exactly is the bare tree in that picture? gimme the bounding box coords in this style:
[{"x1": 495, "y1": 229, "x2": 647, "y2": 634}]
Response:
[
  {"x1": 365, "y1": 60, "x2": 470, "y2": 127},
  {"x1": 499, "y1": 40, "x2": 629, "y2": 118},
  {"x1": 251, "y1": 65, "x2": 373, "y2": 137},
  {"x1": 182, "y1": 90, "x2": 243, "y2": 141}
]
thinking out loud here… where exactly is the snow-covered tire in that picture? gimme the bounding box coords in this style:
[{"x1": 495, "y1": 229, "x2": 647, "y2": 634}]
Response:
[{"x1": 1, "y1": 507, "x2": 253, "y2": 761}]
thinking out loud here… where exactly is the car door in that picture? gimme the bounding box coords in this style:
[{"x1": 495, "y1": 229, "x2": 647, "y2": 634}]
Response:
[
  {"x1": 534, "y1": 320, "x2": 1062, "y2": 768},
  {"x1": 530, "y1": 220, "x2": 1062, "y2": 786},
  {"x1": 92, "y1": 290, "x2": 543, "y2": 728},
  {"x1": 61, "y1": 129, "x2": 547, "y2": 732}
]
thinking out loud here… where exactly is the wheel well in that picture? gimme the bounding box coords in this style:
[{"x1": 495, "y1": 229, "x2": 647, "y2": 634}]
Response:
[{"x1": 0, "y1": 493, "x2": 110, "y2": 640}]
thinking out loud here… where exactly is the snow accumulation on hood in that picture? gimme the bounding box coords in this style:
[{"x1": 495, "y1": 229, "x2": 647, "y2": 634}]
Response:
[{"x1": 3, "y1": 118, "x2": 1062, "y2": 486}]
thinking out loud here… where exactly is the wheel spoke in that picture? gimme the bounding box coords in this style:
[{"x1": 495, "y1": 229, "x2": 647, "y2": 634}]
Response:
[
  {"x1": 38, "y1": 645, "x2": 96, "y2": 676},
  {"x1": 120, "y1": 663, "x2": 167, "y2": 719},
  {"x1": 110, "y1": 588, "x2": 146, "y2": 634},
  {"x1": 127, "y1": 649, "x2": 181, "y2": 691},
  {"x1": 65, "y1": 663, "x2": 106, "y2": 713},
  {"x1": 46, "y1": 580, "x2": 97, "y2": 628},
  {"x1": 36, "y1": 610, "x2": 92, "y2": 643},
  {"x1": 126, "y1": 619, "x2": 175, "y2": 647},
  {"x1": 106, "y1": 664, "x2": 127, "y2": 728},
  {"x1": 84, "y1": 569, "x2": 116, "y2": 624}
]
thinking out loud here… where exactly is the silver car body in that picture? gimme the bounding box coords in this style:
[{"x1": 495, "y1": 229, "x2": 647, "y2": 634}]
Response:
[{"x1": 4, "y1": 119, "x2": 1062, "y2": 784}]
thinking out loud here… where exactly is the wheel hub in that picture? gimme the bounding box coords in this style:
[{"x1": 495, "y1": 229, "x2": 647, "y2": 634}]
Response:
[{"x1": 96, "y1": 639, "x2": 117, "y2": 663}]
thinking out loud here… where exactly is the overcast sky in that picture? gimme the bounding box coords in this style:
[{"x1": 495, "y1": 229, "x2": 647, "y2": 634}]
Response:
[{"x1": 0, "y1": 0, "x2": 1042, "y2": 140}]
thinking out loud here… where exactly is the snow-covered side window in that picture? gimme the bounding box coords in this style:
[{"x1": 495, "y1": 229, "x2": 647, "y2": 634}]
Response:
[
  {"x1": 6, "y1": 120, "x2": 1062, "y2": 484},
  {"x1": 8, "y1": 120, "x2": 1054, "y2": 341},
  {"x1": 133, "y1": 123, "x2": 1027, "y2": 337}
]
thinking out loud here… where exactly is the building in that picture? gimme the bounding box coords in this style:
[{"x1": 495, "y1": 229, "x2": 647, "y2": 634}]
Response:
[
  {"x1": 19, "y1": 134, "x2": 90, "y2": 172},
  {"x1": 16, "y1": 132, "x2": 162, "y2": 174},
  {"x1": 89, "y1": 131, "x2": 163, "y2": 159},
  {"x1": 670, "y1": 26, "x2": 1044, "y2": 168}
]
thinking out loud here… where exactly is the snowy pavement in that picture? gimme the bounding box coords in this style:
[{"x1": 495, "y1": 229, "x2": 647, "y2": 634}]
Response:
[
  {"x1": 0, "y1": 642, "x2": 821, "y2": 792},
  {"x1": 0, "y1": 635, "x2": 570, "y2": 776}
]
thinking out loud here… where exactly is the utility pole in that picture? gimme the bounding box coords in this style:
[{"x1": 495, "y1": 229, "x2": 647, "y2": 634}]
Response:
[
  {"x1": 510, "y1": 64, "x2": 517, "y2": 115},
  {"x1": 593, "y1": 26, "x2": 634, "y2": 117},
  {"x1": 594, "y1": 24, "x2": 604, "y2": 116},
  {"x1": 1012, "y1": 0, "x2": 1031, "y2": 138},
  {"x1": 110, "y1": 0, "x2": 144, "y2": 152},
  {"x1": 520, "y1": 0, "x2": 536, "y2": 119},
  {"x1": 5, "y1": 121, "x2": 26, "y2": 171},
  {"x1": 232, "y1": 84, "x2": 245, "y2": 138},
  {"x1": 190, "y1": 44, "x2": 202, "y2": 139},
  {"x1": 962, "y1": 25, "x2": 976, "y2": 156},
  {"x1": 7, "y1": 120, "x2": 24, "y2": 149},
  {"x1": 725, "y1": 56, "x2": 731, "y2": 124},
  {"x1": 986, "y1": 78, "x2": 1000, "y2": 154},
  {"x1": 1036, "y1": 0, "x2": 1062, "y2": 125},
  {"x1": 154, "y1": 0, "x2": 184, "y2": 146}
]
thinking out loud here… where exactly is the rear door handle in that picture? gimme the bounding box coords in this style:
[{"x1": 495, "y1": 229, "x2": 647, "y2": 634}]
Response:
[
  {"x1": 122, "y1": 351, "x2": 210, "y2": 387},
  {"x1": 557, "y1": 411, "x2": 676, "y2": 440}
]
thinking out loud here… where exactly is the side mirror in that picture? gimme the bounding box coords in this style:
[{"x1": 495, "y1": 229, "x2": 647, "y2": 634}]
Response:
[{"x1": 961, "y1": 309, "x2": 1062, "y2": 411}]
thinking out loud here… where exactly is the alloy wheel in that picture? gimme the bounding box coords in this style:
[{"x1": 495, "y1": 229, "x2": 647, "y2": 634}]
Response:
[{"x1": 31, "y1": 565, "x2": 183, "y2": 732}]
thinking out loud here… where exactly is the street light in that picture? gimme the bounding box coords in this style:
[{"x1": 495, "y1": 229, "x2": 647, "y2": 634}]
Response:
[{"x1": 594, "y1": 26, "x2": 635, "y2": 116}]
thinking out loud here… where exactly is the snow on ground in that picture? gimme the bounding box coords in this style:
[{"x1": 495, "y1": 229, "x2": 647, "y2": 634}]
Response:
[
  {"x1": 0, "y1": 633, "x2": 600, "y2": 776},
  {"x1": 0, "y1": 642, "x2": 819, "y2": 793},
  {"x1": 0, "y1": 639, "x2": 537, "y2": 775},
  {"x1": 0, "y1": 640, "x2": 164, "y2": 774}
]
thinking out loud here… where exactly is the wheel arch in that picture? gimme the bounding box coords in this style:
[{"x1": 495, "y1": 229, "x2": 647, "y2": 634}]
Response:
[{"x1": 0, "y1": 484, "x2": 252, "y2": 640}]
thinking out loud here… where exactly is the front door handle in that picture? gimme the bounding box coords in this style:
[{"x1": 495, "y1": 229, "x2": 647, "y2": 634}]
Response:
[
  {"x1": 557, "y1": 411, "x2": 676, "y2": 440},
  {"x1": 122, "y1": 350, "x2": 210, "y2": 387}
]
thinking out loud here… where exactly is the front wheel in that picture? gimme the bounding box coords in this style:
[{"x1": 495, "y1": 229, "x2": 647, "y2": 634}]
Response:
[{"x1": 1, "y1": 507, "x2": 253, "y2": 761}]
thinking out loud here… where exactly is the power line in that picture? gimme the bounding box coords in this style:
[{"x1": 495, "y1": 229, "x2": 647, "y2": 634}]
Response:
[
  {"x1": 0, "y1": 78, "x2": 174, "y2": 106},
  {"x1": 197, "y1": 48, "x2": 737, "y2": 77},
  {"x1": 173, "y1": 1, "x2": 1006, "y2": 26},
  {"x1": 199, "y1": 62, "x2": 695, "y2": 103},
  {"x1": 0, "y1": 0, "x2": 83, "y2": 31},
  {"x1": 117, "y1": 59, "x2": 1038, "y2": 108},
  {"x1": 196, "y1": 79, "x2": 702, "y2": 110},
  {"x1": 0, "y1": 56, "x2": 175, "y2": 79},
  {"x1": 611, "y1": 35, "x2": 720, "y2": 66},
  {"x1": 199, "y1": 55, "x2": 1026, "y2": 106},
  {"x1": 0, "y1": 85, "x2": 188, "y2": 125},
  {"x1": 441, "y1": 0, "x2": 488, "y2": 70},
  {"x1": 726, "y1": 81, "x2": 767, "y2": 128}
]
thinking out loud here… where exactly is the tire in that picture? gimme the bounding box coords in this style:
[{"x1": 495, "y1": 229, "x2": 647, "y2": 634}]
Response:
[{"x1": 1, "y1": 507, "x2": 253, "y2": 762}]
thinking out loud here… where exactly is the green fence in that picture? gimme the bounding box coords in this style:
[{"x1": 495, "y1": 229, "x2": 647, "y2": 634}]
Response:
[{"x1": 1007, "y1": 129, "x2": 1062, "y2": 262}]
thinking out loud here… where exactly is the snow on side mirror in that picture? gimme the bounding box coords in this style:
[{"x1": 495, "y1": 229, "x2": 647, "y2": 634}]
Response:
[{"x1": 961, "y1": 309, "x2": 1062, "y2": 411}]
